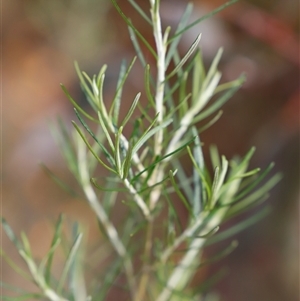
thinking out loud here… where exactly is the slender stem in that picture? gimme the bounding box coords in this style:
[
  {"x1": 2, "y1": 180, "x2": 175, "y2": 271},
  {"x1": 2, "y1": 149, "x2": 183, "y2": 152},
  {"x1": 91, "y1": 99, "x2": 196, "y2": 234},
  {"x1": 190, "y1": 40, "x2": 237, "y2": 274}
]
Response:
[
  {"x1": 150, "y1": 0, "x2": 166, "y2": 157},
  {"x1": 76, "y1": 133, "x2": 137, "y2": 299},
  {"x1": 19, "y1": 251, "x2": 70, "y2": 301},
  {"x1": 156, "y1": 208, "x2": 228, "y2": 301},
  {"x1": 135, "y1": 2, "x2": 168, "y2": 299},
  {"x1": 123, "y1": 178, "x2": 151, "y2": 219},
  {"x1": 148, "y1": 0, "x2": 169, "y2": 211},
  {"x1": 135, "y1": 221, "x2": 154, "y2": 300}
]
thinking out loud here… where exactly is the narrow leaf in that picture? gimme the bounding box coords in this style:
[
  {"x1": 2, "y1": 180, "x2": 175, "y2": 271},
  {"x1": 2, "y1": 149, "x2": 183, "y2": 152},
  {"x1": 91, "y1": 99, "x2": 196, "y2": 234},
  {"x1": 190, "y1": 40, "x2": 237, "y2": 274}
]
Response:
[
  {"x1": 128, "y1": 26, "x2": 147, "y2": 67},
  {"x1": 166, "y1": 34, "x2": 201, "y2": 80},
  {"x1": 131, "y1": 135, "x2": 195, "y2": 183},
  {"x1": 72, "y1": 122, "x2": 116, "y2": 173},
  {"x1": 45, "y1": 214, "x2": 63, "y2": 284},
  {"x1": 144, "y1": 64, "x2": 155, "y2": 107},
  {"x1": 110, "y1": 0, "x2": 157, "y2": 58},
  {"x1": 233, "y1": 162, "x2": 275, "y2": 202},
  {"x1": 194, "y1": 75, "x2": 245, "y2": 123},
  {"x1": 74, "y1": 62, "x2": 99, "y2": 112},
  {"x1": 57, "y1": 233, "x2": 83, "y2": 294},
  {"x1": 1, "y1": 218, "x2": 22, "y2": 250},
  {"x1": 0, "y1": 249, "x2": 32, "y2": 280},
  {"x1": 187, "y1": 146, "x2": 211, "y2": 201},
  {"x1": 60, "y1": 84, "x2": 98, "y2": 122},
  {"x1": 114, "y1": 126, "x2": 123, "y2": 176},
  {"x1": 128, "y1": 0, "x2": 152, "y2": 24},
  {"x1": 40, "y1": 164, "x2": 78, "y2": 197},
  {"x1": 51, "y1": 118, "x2": 78, "y2": 178},
  {"x1": 206, "y1": 207, "x2": 271, "y2": 245},
  {"x1": 166, "y1": 3, "x2": 194, "y2": 67},
  {"x1": 120, "y1": 93, "x2": 141, "y2": 128},
  {"x1": 228, "y1": 173, "x2": 282, "y2": 216},
  {"x1": 132, "y1": 118, "x2": 173, "y2": 155},
  {"x1": 110, "y1": 56, "x2": 137, "y2": 123},
  {"x1": 75, "y1": 108, "x2": 116, "y2": 165},
  {"x1": 169, "y1": 170, "x2": 194, "y2": 216},
  {"x1": 170, "y1": 0, "x2": 239, "y2": 41}
]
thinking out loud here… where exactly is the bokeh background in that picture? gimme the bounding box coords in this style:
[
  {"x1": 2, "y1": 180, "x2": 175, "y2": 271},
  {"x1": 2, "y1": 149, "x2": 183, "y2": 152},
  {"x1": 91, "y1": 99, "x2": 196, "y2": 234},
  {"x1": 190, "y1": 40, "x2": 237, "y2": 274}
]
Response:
[{"x1": 2, "y1": 0, "x2": 299, "y2": 300}]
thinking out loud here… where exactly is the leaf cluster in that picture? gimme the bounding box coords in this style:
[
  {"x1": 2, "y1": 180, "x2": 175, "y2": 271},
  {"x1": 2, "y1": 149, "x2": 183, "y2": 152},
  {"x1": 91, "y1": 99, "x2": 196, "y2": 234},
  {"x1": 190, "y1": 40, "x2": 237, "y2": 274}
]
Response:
[{"x1": 1, "y1": 1, "x2": 280, "y2": 300}]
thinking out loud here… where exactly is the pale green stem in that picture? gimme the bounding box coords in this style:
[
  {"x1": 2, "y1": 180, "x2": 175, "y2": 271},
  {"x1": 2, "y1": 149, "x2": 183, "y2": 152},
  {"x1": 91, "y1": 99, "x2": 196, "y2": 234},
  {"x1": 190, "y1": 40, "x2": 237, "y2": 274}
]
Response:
[
  {"x1": 97, "y1": 110, "x2": 150, "y2": 216},
  {"x1": 135, "y1": 2, "x2": 168, "y2": 299},
  {"x1": 76, "y1": 133, "x2": 137, "y2": 299},
  {"x1": 157, "y1": 165, "x2": 246, "y2": 301},
  {"x1": 148, "y1": 0, "x2": 169, "y2": 211},
  {"x1": 165, "y1": 71, "x2": 222, "y2": 156},
  {"x1": 156, "y1": 208, "x2": 228, "y2": 301},
  {"x1": 123, "y1": 178, "x2": 151, "y2": 219},
  {"x1": 150, "y1": 0, "x2": 166, "y2": 157},
  {"x1": 19, "y1": 251, "x2": 70, "y2": 301}
]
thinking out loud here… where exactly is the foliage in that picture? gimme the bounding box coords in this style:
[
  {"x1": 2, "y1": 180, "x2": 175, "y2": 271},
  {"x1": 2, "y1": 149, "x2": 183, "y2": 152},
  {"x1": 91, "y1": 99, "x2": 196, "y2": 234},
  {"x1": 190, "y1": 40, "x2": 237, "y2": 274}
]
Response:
[{"x1": 1, "y1": 0, "x2": 281, "y2": 300}]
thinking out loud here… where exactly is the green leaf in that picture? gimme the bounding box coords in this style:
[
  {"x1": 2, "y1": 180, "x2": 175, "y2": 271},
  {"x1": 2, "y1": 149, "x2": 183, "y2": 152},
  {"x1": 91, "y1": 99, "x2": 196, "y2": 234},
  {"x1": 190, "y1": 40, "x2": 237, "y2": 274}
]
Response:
[
  {"x1": 144, "y1": 64, "x2": 155, "y2": 108},
  {"x1": 194, "y1": 75, "x2": 245, "y2": 123},
  {"x1": 75, "y1": 108, "x2": 114, "y2": 154},
  {"x1": 171, "y1": 158, "x2": 194, "y2": 207},
  {"x1": 110, "y1": 56, "x2": 137, "y2": 124},
  {"x1": 122, "y1": 140, "x2": 134, "y2": 180},
  {"x1": 164, "y1": 189, "x2": 184, "y2": 234},
  {"x1": 20, "y1": 232, "x2": 32, "y2": 259},
  {"x1": 203, "y1": 48, "x2": 223, "y2": 90},
  {"x1": 169, "y1": 170, "x2": 194, "y2": 217},
  {"x1": 91, "y1": 178, "x2": 126, "y2": 192},
  {"x1": 165, "y1": 3, "x2": 194, "y2": 68},
  {"x1": 1, "y1": 218, "x2": 22, "y2": 251},
  {"x1": 128, "y1": 26, "x2": 147, "y2": 68},
  {"x1": 50, "y1": 118, "x2": 79, "y2": 179},
  {"x1": 164, "y1": 56, "x2": 196, "y2": 105},
  {"x1": 187, "y1": 146, "x2": 211, "y2": 201},
  {"x1": 206, "y1": 207, "x2": 271, "y2": 245},
  {"x1": 131, "y1": 135, "x2": 196, "y2": 185},
  {"x1": 192, "y1": 50, "x2": 205, "y2": 104},
  {"x1": 120, "y1": 93, "x2": 141, "y2": 128},
  {"x1": 0, "y1": 249, "x2": 32, "y2": 280},
  {"x1": 128, "y1": 0, "x2": 152, "y2": 25},
  {"x1": 94, "y1": 69, "x2": 107, "y2": 114},
  {"x1": 209, "y1": 145, "x2": 221, "y2": 170},
  {"x1": 192, "y1": 267, "x2": 228, "y2": 295},
  {"x1": 72, "y1": 121, "x2": 116, "y2": 173},
  {"x1": 40, "y1": 164, "x2": 78, "y2": 197},
  {"x1": 209, "y1": 166, "x2": 220, "y2": 210},
  {"x1": 97, "y1": 110, "x2": 115, "y2": 153},
  {"x1": 169, "y1": 0, "x2": 240, "y2": 42},
  {"x1": 137, "y1": 174, "x2": 170, "y2": 194},
  {"x1": 169, "y1": 92, "x2": 191, "y2": 123},
  {"x1": 132, "y1": 118, "x2": 173, "y2": 156},
  {"x1": 166, "y1": 34, "x2": 201, "y2": 80},
  {"x1": 44, "y1": 214, "x2": 63, "y2": 284},
  {"x1": 57, "y1": 233, "x2": 83, "y2": 294},
  {"x1": 191, "y1": 127, "x2": 204, "y2": 214},
  {"x1": 196, "y1": 110, "x2": 223, "y2": 132},
  {"x1": 233, "y1": 162, "x2": 275, "y2": 202},
  {"x1": 95, "y1": 256, "x2": 124, "y2": 301},
  {"x1": 75, "y1": 61, "x2": 100, "y2": 112},
  {"x1": 208, "y1": 240, "x2": 238, "y2": 261},
  {"x1": 230, "y1": 147, "x2": 256, "y2": 177},
  {"x1": 227, "y1": 173, "x2": 282, "y2": 217},
  {"x1": 60, "y1": 84, "x2": 98, "y2": 123},
  {"x1": 114, "y1": 126, "x2": 123, "y2": 176},
  {"x1": 110, "y1": 0, "x2": 157, "y2": 58}
]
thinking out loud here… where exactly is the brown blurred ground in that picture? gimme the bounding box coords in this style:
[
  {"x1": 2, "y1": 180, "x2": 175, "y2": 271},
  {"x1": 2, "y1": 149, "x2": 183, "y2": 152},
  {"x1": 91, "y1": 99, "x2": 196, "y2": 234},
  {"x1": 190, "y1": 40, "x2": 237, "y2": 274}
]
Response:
[{"x1": 2, "y1": 0, "x2": 299, "y2": 300}]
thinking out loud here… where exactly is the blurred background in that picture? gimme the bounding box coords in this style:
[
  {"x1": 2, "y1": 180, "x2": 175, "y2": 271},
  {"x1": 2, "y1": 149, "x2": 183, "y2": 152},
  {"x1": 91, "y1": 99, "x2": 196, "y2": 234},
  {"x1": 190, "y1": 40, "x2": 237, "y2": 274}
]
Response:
[{"x1": 2, "y1": 0, "x2": 299, "y2": 300}]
